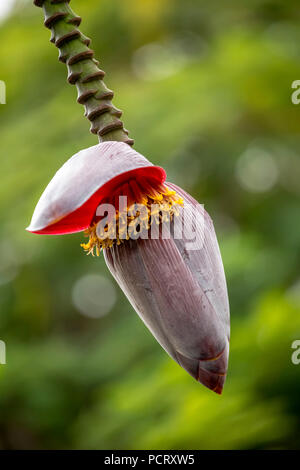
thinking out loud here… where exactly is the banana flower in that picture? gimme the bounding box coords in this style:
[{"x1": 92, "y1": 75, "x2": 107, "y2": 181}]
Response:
[{"x1": 27, "y1": 141, "x2": 230, "y2": 394}]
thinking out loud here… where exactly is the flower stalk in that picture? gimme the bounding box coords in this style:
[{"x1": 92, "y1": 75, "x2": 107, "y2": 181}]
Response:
[{"x1": 34, "y1": 0, "x2": 134, "y2": 145}]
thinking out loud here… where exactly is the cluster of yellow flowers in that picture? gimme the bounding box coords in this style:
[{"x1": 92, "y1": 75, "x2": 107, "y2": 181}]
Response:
[{"x1": 81, "y1": 184, "x2": 184, "y2": 255}]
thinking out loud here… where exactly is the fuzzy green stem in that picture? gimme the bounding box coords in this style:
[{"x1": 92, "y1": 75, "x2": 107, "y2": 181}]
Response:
[{"x1": 34, "y1": 0, "x2": 134, "y2": 146}]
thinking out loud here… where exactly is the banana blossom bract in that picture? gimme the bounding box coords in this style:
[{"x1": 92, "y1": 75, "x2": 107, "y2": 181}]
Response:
[{"x1": 27, "y1": 142, "x2": 230, "y2": 394}]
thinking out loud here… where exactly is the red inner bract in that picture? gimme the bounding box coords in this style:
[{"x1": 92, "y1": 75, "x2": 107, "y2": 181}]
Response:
[{"x1": 29, "y1": 166, "x2": 166, "y2": 235}]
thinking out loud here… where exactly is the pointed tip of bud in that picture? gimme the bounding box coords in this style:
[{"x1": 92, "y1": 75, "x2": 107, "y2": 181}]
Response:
[
  {"x1": 197, "y1": 366, "x2": 226, "y2": 395},
  {"x1": 176, "y1": 342, "x2": 229, "y2": 394},
  {"x1": 214, "y1": 382, "x2": 224, "y2": 395},
  {"x1": 197, "y1": 342, "x2": 229, "y2": 394}
]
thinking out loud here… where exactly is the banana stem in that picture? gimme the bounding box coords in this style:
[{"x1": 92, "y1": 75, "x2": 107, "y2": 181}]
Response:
[{"x1": 34, "y1": 0, "x2": 134, "y2": 146}]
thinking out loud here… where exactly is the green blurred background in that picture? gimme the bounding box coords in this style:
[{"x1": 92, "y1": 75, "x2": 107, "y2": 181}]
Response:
[{"x1": 0, "y1": 0, "x2": 300, "y2": 450}]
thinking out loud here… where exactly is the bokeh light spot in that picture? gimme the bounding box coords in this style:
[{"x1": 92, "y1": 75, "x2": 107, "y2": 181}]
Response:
[
  {"x1": 0, "y1": 240, "x2": 19, "y2": 286},
  {"x1": 236, "y1": 147, "x2": 278, "y2": 193},
  {"x1": 72, "y1": 274, "x2": 116, "y2": 319},
  {"x1": 131, "y1": 35, "x2": 204, "y2": 81}
]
